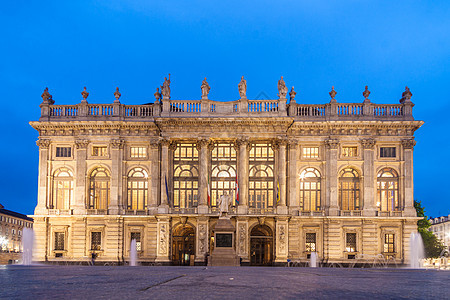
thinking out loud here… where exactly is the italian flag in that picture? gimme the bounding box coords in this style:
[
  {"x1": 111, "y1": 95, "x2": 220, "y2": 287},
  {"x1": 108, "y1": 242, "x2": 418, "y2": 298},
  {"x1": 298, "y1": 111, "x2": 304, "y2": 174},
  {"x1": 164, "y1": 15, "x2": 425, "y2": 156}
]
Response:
[
  {"x1": 235, "y1": 176, "x2": 239, "y2": 205},
  {"x1": 207, "y1": 174, "x2": 211, "y2": 206}
]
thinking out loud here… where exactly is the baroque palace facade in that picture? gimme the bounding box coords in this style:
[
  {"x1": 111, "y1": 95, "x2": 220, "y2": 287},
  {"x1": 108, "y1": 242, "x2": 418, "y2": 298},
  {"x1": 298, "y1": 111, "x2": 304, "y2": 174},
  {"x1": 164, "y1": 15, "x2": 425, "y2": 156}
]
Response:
[{"x1": 30, "y1": 76, "x2": 422, "y2": 266}]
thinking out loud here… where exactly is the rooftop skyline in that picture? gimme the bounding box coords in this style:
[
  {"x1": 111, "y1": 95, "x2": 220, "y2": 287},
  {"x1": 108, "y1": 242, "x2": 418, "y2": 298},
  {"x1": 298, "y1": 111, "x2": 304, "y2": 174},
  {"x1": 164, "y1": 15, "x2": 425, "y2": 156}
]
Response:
[{"x1": 1, "y1": 1, "x2": 449, "y2": 217}]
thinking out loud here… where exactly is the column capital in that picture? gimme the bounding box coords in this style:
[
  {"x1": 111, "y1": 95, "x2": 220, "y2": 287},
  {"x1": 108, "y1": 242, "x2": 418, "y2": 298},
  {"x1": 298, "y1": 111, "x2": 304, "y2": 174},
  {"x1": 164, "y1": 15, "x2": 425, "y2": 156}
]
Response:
[
  {"x1": 75, "y1": 139, "x2": 90, "y2": 149},
  {"x1": 324, "y1": 138, "x2": 339, "y2": 150},
  {"x1": 287, "y1": 139, "x2": 298, "y2": 147},
  {"x1": 196, "y1": 138, "x2": 211, "y2": 151},
  {"x1": 36, "y1": 139, "x2": 51, "y2": 149},
  {"x1": 110, "y1": 138, "x2": 125, "y2": 149},
  {"x1": 159, "y1": 138, "x2": 171, "y2": 147},
  {"x1": 361, "y1": 138, "x2": 376, "y2": 149},
  {"x1": 402, "y1": 138, "x2": 416, "y2": 149},
  {"x1": 235, "y1": 137, "x2": 251, "y2": 151}
]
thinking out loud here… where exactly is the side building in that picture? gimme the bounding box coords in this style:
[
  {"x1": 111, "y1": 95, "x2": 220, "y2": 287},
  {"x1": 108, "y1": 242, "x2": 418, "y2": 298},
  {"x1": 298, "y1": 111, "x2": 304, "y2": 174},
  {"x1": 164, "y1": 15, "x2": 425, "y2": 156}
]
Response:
[
  {"x1": 0, "y1": 204, "x2": 34, "y2": 264},
  {"x1": 30, "y1": 80, "x2": 423, "y2": 266},
  {"x1": 430, "y1": 215, "x2": 450, "y2": 248}
]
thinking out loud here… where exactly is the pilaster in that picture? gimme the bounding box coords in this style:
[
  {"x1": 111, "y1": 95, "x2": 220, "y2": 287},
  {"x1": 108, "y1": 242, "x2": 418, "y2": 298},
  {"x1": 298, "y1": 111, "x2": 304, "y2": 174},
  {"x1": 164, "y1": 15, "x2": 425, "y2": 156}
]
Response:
[
  {"x1": 361, "y1": 138, "x2": 376, "y2": 216},
  {"x1": 155, "y1": 216, "x2": 171, "y2": 263},
  {"x1": 148, "y1": 139, "x2": 160, "y2": 214},
  {"x1": 276, "y1": 139, "x2": 288, "y2": 214},
  {"x1": 275, "y1": 217, "x2": 289, "y2": 263},
  {"x1": 74, "y1": 139, "x2": 89, "y2": 215},
  {"x1": 159, "y1": 139, "x2": 170, "y2": 213},
  {"x1": 325, "y1": 138, "x2": 339, "y2": 216},
  {"x1": 35, "y1": 139, "x2": 51, "y2": 215},
  {"x1": 236, "y1": 217, "x2": 249, "y2": 262},
  {"x1": 197, "y1": 139, "x2": 210, "y2": 214},
  {"x1": 196, "y1": 217, "x2": 209, "y2": 263},
  {"x1": 288, "y1": 140, "x2": 299, "y2": 214},
  {"x1": 109, "y1": 139, "x2": 124, "y2": 215},
  {"x1": 402, "y1": 139, "x2": 416, "y2": 217},
  {"x1": 236, "y1": 138, "x2": 249, "y2": 214}
]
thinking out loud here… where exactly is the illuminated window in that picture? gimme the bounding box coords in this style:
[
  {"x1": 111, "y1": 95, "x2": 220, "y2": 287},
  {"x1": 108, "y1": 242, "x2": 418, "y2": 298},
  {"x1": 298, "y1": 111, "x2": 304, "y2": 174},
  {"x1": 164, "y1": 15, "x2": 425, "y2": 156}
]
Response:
[
  {"x1": 305, "y1": 233, "x2": 316, "y2": 252},
  {"x1": 131, "y1": 232, "x2": 141, "y2": 251},
  {"x1": 91, "y1": 232, "x2": 101, "y2": 250},
  {"x1": 88, "y1": 167, "x2": 110, "y2": 209},
  {"x1": 173, "y1": 143, "x2": 199, "y2": 208},
  {"x1": 384, "y1": 234, "x2": 395, "y2": 253},
  {"x1": 92, "y1": 146, "x2": 107, "y2": 157},
  {"x1": 130, "y1": 147, "x2": 147, "y2": 158},
  {"x1": 56, "y1": 147, "x2": 71, "y2": 157},
  {"x1": 249, "y1": 143, "x2": 274, "y2": 209},
  {"x1": 54, "y1": 232, "x2": 65, "y2": 251},
  {"x1": 303, "y1": 147, "x2": 319, "y2": 158},
  {"x1": 52, "y1": 168, "x2": 73, "y2": 210},
  {"x1": 377, "y1": 168, "x2": 399, "y2": 211},
  {"x1": 342, "y1": 146, "x2": 357, "y2": 157},
  {"x1": 299, "y1": 168, "x2": 321, "y2": 211},
  {"x1": 339, "y1": 168, "x2": 360, "y2": 210},
  {"x1": 346, "y1": 233, "x2": 357, "y2": 252},
  {"x1": 211, "y1": 143, "x2": 237, "y2": 207},
  {"x1": 380, "y1": 147, "x2": 396, "y2": 158},
  {"x1": 127, "y1": 167, "x2": 148, "y2": 210}
]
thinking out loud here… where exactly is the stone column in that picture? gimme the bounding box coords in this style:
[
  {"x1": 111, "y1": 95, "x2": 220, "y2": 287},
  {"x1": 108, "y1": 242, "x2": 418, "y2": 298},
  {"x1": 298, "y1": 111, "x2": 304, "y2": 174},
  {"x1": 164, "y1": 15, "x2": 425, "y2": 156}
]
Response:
[
  {"x1": 361, "y1": 138, "x2": 376, "y2": 216},
  {"x1": 325, "y1": 138, "x2": 339, "y2": 216},
  {"x1": 148, "y1": 139, "x2": 160, "y2": 214},
  {"x1": 155, "y1": 216, "x2": 171, "y2": 263},
  {"x1": 197, "y1": 139, "x2": 210, "y2": 214},
  {"x1": 196, "y1": 217, "x2": 209, "y2": 264},
  {"x1": 159, "y1": 139, "x2": 170, "y2": 213},
  {"x1": 276, "y1": 139, "x2": 288, "y2": 214},
  {"x1": 275, "y1": 217, "x2": 289, "y2": 263},
  {"x1": 402, "y1": 139, "x2": 416, "y2": 217},
  {"x1": 236, "y1": 217, "x2": 249, "y2": 263},
  {"x1": 288, "y1": 140, "x2": 299, "y2": 214},
  {"x1": 74, "y1": 139, "x2": 89, "y2": 215},
  {"x1": 109, "y1": 139, "x2": 124, "y2": 215},
  {"x1": 35, "y1": 139, "x2": 51, "y2": 215},
  {"x1": 236, "y1": 139, "x2": 249, "y2": 214}
]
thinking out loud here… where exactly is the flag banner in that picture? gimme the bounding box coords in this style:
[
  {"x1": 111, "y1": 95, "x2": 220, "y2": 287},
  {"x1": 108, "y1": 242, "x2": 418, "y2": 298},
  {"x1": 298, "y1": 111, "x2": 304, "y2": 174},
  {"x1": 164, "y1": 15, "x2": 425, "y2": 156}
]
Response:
[
  {"x1": 276, "y1": 180, "x2": 280, "y2": 205},
  {"x1": 207, "y1": 174, "x2": 211, "y2": 206},
  {"x1": 235, "y1": 176, "x2": 239, "y2": 205},
  {"x1": 165, "y1": 175, "x2": 170, "y2": 206}
]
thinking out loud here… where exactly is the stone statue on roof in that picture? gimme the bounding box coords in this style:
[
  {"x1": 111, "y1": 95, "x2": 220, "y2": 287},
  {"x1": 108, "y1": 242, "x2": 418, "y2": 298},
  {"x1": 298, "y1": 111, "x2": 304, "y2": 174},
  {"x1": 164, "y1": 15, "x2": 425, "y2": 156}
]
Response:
[
  {"x1": 41, "y1": 87, "x2": 54, "y2": 104},
  {"x1": 201, "y1": 77, "x2": 210, "y2": 99},
  {"x1": 278, "y1": 76, "x2": 288, "y2": 99},
  {"x1": 238, "y1": 76, "x2": 247, "y2": 99},
  {"x1": 161, "y1": 74, "x2": 171, "y2": 99}
]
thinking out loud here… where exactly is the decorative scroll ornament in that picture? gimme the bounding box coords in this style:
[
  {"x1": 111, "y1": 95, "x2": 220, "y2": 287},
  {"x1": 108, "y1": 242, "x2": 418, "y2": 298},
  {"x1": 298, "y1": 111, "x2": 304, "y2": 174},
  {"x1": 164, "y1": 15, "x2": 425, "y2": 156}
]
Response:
[
  {"x1": 81, "y1": 87, "x2": 89, "y2": 102},
  {"x1": 361, "y1": 138, "x2": 376, "y2": 149},
  {"x1": 114, "y1": 87, "x2": 121, "y2": 102},
  {"x1": 277, "y1": 76, "x2": 288, "y2": 99},
  {"x1": 238, "y1": 223, "x2": 246, "y2": 254},
  {"x1": 41, "y1": 87, "x2": 54, "y2": 105},
  {"x1": 110, "y1": 138, "x2": 125, "y2": 149},
  {"x1": 36, "y1": 139, "x2": 51, "y2": 149},
  {"x1": 402, "y1": 139, "x2": 416, "y2": 149},
  {"x1": 289, "y1": 86, "x2": 297, "y2": 102},
  {"x1": 329, "y1": 86, "x2": 337, "y2": 101},
  {"x1": 325, "y1": 138, "x2": 339, "y2": 149},
  {"x1": 75, "y1": 139, "x2": 90, "y2": 149}
]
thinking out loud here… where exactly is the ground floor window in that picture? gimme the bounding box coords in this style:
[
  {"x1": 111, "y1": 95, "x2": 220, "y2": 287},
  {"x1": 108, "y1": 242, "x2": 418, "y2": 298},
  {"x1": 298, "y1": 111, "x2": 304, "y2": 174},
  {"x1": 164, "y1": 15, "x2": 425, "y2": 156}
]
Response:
[
  {"x1": 91, "y1": 232, "x2": 102, "y2": 250},
  {"x1": 54, "y1": 232, "x2": 65, "y2": 251},
  {"x1": 131, "y1": 232, "x2": 141, "y2": 251},
  {"x1": 384, "y1": 234, "x2": 395, "y2": 253},
  {"x1": 345, "y1": 233, "x2": 357, "y2": 252},
  {"x1": 305, "y1": 233, "x2": 316, "y2": 252}
]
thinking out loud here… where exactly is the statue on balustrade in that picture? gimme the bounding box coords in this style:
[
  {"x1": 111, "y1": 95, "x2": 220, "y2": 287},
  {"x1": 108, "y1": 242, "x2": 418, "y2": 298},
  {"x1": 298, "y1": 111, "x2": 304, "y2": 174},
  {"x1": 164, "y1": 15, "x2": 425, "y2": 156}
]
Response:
[
  {"x1": 238, "y1": 76, "x2": 247, "y2": 99},
  {"x1": 278, "y1": 76, "x2": 288, "y2": 99},
  {"x1": 218, "y1": 192, "x2": 232, "y2": 218},
  {"x1": 161, "y1": 74, "x2": 171, "y2": 99},
  {"x1": 201, "y1": 77, "x2": 210, "y2": 99}
]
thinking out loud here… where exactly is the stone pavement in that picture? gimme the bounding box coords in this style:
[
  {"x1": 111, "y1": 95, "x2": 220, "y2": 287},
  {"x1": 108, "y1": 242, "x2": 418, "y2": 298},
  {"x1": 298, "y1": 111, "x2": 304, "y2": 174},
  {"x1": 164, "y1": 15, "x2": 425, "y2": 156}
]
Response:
[{"x1": 0, "y1": 265, "x2": 449, "y2": 299}]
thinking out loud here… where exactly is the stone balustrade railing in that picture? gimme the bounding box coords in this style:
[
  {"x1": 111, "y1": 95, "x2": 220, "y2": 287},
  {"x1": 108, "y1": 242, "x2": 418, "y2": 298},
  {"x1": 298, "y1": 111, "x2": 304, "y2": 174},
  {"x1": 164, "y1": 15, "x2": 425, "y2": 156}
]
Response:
[{"x1": 40, "y1": 97, "x2": 414, "y2": 121}]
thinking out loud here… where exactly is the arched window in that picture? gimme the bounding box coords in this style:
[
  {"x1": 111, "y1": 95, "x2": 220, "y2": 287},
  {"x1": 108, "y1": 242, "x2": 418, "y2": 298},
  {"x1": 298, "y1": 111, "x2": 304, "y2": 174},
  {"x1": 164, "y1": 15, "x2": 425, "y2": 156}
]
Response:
[
  {"x1": 377, "y1": 168, "x2": 399, "y2": 211},
  {"x1": 249, "y1": 143, "x2": 275, "y2": 209},
  {"x1": 339, "y1": 168, "x2": 360, "y2": 210},
  {"x1": 299, "y1": 168, "x2": 321, "y2": 211},
  {"x1": 173, "y1": 143, "x2": 199, "y2": 208},
  {"x1": 88, "y1": 167, "x2": 110, "y2": 209},
  {"x1": 210, "y1": 143, "x2": 237, "y2": 207},
  {"x1": 127, "y1": 167, "x2": 148, "y2": 210},
  {"x1": 52, "y1": 168, "x2": 73, "y2": 209}
]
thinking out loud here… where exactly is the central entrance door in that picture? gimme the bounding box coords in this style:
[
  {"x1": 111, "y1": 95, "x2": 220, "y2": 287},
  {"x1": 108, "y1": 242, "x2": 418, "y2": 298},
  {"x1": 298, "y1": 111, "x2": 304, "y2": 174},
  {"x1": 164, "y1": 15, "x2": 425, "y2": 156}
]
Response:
[
  {"x1": 250, "y1": 225, "x2": 273, "y2": 266},
  {"x1": 172, "y1": 225, "x2": 195, "y2": 266}
]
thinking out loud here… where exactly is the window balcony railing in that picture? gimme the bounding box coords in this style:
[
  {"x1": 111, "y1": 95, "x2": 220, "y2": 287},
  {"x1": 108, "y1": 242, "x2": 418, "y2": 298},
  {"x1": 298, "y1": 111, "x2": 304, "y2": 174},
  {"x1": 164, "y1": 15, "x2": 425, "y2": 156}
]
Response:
[
  {"x1": 86, "y1": 209, "x2": 107, "y2": 215},
  {"x1": 48, "y1": 209, "x2": 73, "y2": 215},
  {"x1": 340, "y1": 210, "x2": 362, "y2": 217},
  {"x1": 170, "y1": 207, "x2": 198, "y2": 214},
  {"x1": 300, "y1": 211, "x2": 324, "y2": 217},
  {"x1": 248, "y1": 207, "x2": 275, "y2": 215},
  {"x1": 125, "y1": 210, "x2": 148, "y2": 215},
  {"x1": 377, "y1": 211, "x2": 403, "y2": 217}
]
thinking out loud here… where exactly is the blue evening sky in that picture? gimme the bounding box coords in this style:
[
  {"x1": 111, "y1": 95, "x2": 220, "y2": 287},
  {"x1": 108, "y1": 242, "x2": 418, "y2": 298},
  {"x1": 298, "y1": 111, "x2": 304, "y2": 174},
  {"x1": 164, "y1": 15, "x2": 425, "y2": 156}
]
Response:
[{"x1": 0, "y1": 1, "x2": 449, "y2": 217}]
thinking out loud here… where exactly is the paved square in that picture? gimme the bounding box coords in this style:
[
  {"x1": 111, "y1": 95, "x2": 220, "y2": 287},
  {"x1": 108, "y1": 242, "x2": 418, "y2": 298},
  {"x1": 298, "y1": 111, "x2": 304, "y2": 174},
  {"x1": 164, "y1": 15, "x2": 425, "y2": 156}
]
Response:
[{"x1": 0, "y1": 265, "x2": 448, "y2": 299}]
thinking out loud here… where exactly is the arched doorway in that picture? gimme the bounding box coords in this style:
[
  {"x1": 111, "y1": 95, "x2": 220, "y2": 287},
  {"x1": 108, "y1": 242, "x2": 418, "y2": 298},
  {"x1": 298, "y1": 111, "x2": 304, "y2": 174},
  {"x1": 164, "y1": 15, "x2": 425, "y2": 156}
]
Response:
[
  {"x1": 172, "y1": 225, "x2": 195, "y2": 266},
  {"x1": 250, "y1": 225, "x2": 273, "y2": 266}
]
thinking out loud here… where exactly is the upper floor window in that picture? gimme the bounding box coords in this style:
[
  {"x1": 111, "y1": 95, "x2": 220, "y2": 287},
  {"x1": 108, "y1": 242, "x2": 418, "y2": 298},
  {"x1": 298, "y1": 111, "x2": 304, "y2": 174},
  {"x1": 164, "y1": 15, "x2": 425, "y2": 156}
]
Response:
[
  {"x1": 380, "y1": 147, "x2": 396, "y2": 158},
  {"x1": 173, "y1": 143, "x2": 199, "y2": 208},
  {"x1": 56, "y1": 147, "x2": 71, "y2": 158},
  {"x1": 339, "y1": 168, "x2": 360, "y2": 211},
  {"x1": 377, "y1": 168, "x2": 399, "y2": 211},
  {"x1": 210, "y1": 143, "x2": 237, "y2": 207},
  {"x1": 88, "y1": 167, "x2": 110, "y2": 210},
  {"x1": 299, "y1": 168, "x2": 321, "y2": 211},
  {"x1": 130, "y1": 147, "x2": 147, "y2": 158},
  {"x1": 52, "y1": 168, "x2": 73, "y2": 210},
  {"x1": 127, "y1": 167, "x2": 148, "y2": 210},
  {"x1": 92, "y1": 146, "x2": 107, "y2": 157},
  {"x1": 342, "y1": 146, "x2": 357, "y2": 157},
  {"x1": 249, "y1": 143, "x2": 275, "y2": 209},
  {"x1": 303, "y1": 147, "x2": 319, "y2": 159}
]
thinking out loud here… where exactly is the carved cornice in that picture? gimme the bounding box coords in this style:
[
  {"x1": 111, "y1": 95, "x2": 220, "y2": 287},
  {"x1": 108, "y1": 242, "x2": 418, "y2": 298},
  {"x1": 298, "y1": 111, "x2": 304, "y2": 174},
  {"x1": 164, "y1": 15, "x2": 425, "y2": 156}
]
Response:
[
  {"x1": 324, "y1": 138, "x2": 339, "y2": 149},
  {"x1": 74, "y1": 139, "x2": 90, "y2": 149},
  {"x1": 402, "y1": 139, "x2": 416, "y2": 149},
  {"x1": 110, "y1": 139, "x2": 125, "y2": 149},
  {"x1": 36, "y1": 139, "x2": 51, "y2": 149},
  {"x1": 361, "y1": 138, "x2": 376, "y2": 149}
]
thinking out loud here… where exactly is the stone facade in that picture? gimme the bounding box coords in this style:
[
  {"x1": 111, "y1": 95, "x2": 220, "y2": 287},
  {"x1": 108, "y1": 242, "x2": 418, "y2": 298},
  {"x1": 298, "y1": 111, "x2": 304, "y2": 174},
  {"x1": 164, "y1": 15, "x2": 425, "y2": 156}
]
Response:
[
  {"x1": 430, "y1": 215, "x2": 450, "y2": 248},
  {"x1": 30, "y1": 83, "x2": 423, "y2": 265}
]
